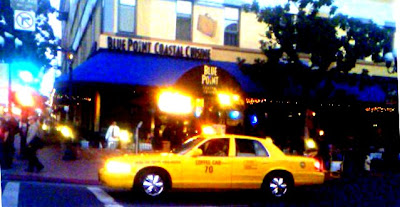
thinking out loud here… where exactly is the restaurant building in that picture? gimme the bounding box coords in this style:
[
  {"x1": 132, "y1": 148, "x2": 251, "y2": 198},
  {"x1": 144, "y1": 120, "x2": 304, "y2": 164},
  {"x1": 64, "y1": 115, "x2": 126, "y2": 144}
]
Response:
[
  {"x1": 56, "y1": 0, "x2": 272, "y2": 145},
  {"x1": 56, "y1": 0, "x2": 397, "y2": 148}
]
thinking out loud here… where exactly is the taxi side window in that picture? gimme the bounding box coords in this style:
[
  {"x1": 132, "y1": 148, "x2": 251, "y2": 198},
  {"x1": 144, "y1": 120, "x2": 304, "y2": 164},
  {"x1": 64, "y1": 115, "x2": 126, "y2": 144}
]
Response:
[
  {"x1": 235, "y1": 139, "x2": 269, "y2": 157},
  {"x1": 199, "y1": 138, "x2": 229, "y2": 157}
]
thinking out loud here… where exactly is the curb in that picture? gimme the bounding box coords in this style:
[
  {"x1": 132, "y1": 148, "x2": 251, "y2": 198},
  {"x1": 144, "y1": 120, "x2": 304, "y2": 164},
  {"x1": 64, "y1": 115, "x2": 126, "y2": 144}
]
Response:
[{"x1": 2, "y1": 174, "x2": 101, "y2": 186}]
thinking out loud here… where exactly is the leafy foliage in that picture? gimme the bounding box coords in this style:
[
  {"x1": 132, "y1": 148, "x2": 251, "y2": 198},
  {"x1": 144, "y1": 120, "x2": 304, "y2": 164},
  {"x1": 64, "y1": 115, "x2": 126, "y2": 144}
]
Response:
[
  {"x1": 0, "y1": 0, "x2": 59, "y2": 72},
  {"x1": 240, "y1": 0, "x2": 396, "y2": 104},
  {"x1": 243, "y1": 0, "x2": 394, "y2": 72}
]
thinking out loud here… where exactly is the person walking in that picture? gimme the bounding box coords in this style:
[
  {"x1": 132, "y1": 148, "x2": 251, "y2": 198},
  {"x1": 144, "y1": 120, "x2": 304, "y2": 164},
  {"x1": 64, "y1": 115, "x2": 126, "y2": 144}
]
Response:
[
  {"x1": 3, "y1": 113, "x2": 20, "y2": 168},
  {"x1": 0, "y1": 117, "x2": 10, "y2": 169},
  {"x1": 105, "y1": 121, "x2": 120, "y2": 149},
  {"x1": 25, "y1": 116, "x2": 44, "y2": 173}
]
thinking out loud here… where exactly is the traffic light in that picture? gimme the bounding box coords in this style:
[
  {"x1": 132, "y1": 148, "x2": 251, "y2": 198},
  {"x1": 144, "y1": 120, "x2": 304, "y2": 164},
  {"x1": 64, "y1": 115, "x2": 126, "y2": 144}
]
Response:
[
  {"x1": 9, "y1": 61, "x2": 38, "y2": 90},
  {"x1": 14, "y1": 87, "x2": 35, "y2": 107}
]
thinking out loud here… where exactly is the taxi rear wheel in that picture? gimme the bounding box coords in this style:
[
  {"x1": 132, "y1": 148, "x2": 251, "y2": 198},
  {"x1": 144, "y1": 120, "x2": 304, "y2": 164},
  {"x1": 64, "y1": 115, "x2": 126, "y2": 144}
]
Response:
[
  {"x1": 135, "y1": 170, "x2": 168, "y2": 198},
  {"x1": 262, "y1": 172, "x2": 293, "y2": 199}
]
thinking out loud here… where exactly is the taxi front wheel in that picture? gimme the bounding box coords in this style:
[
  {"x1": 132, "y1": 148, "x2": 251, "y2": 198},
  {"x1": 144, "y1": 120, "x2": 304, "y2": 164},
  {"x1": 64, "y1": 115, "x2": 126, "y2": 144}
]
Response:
[
  {"x1": 135, "y1": 170, "x2": 168, "y2": 198},
  {"x1": 262, "y1": 172, "x2": 293, "y2": 199}
]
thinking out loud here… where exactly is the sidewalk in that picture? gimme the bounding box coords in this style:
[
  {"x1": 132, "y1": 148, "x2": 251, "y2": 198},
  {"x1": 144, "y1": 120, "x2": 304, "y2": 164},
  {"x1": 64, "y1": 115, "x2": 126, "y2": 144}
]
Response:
[{"x1": 1, "y1": 144, "x2": 134, "y2": 185}]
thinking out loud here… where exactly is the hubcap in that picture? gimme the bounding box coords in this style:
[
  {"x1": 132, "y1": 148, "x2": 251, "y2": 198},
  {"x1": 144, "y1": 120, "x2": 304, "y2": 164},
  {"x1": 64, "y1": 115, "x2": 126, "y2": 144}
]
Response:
[
  {"x1": 269, "y1": 177, "x2": 288, "y2": 197},
  {"x1": 142, "y1": 174, "x2": 164, "y2": 196}
]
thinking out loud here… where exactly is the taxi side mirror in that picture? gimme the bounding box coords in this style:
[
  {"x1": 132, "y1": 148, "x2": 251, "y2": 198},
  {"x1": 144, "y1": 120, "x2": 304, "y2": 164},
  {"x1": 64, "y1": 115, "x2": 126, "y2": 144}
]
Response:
[{"x1": 192, "y1": 148, "x2": 203, "y2": 157}]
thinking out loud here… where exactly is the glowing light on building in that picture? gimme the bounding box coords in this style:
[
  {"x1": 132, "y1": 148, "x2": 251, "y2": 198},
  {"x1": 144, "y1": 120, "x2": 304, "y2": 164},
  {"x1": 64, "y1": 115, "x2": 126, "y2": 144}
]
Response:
[
  {"x1": 319, "y1": 130, "x2": 325, "y2": 136},
  {"x1": 232, "y1": 94, "x2": 240, "y2": 102},
  {"x1": 57, "y1": 125, "x2": 74, "y2": 139},
  {"x1": 365, "y1": 107, "x2": 396, "y2": 112},
  {"x1": 158, "y1": 91, "x2": 193, "y2": 114},
  {"x1": 218, "y1": 92, "x2": 241, "y2": 107},
  {"x1": 119, "y1": 130, "x2": 131, "y2": 143},
  {"x1": 201, "y1": 124, "x2": 226, "y2": 135},
  {"x1": 250, "y1": 115, "x2": 258, "y2": 125},
  {"x1": 194, "y1": 107, "x2": 202, "y2": 117},
  {"x1": 202, "y1": 125, "x2": 216, "y2": 135},
  {"x1": 229, "y1": 110, "x2": 240, "y2": 119},
  {"x1": 305, "y1": 138, "x2": 317, "y2": 149},
  {"x1": 218, "y1": 93, "x2": 232, "y2": 106}
]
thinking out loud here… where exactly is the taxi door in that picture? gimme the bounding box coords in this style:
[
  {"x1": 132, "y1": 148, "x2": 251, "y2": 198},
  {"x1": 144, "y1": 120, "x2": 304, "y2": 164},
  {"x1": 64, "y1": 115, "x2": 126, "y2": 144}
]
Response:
[
  {"x1": 180, "y1": 138, "x2": 232, "y2": 189},
  {"x1": 231, "y1": 138, "x2": 272, "y2": 189}
]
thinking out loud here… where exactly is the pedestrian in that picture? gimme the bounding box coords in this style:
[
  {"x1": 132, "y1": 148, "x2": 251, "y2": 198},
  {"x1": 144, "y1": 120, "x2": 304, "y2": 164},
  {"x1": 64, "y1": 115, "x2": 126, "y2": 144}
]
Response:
[
  {"x1": 25, "y1": 116, "x2": 44, "y2": 173},
  {"x1": 105, "y1": 121, "x2": 120, "y2": 149},
  {"x1": 317, "y1": 136, "x2": 331, "y2": 172},
  {"x1": 18, "y1": 119, "x2": 29, "y2": 160},
  {"x1": 364, "y1": 154, "x2": 371, "y2": 175},
  {"x1": 3, "y1": 113, "x2": 20, "y2": 168},
  {"x1": 342, "y1": 135, "x2": 362, "y2": 178},
  {"x1": 0, "y1": 117, "x2": 10, "y2": 169}
]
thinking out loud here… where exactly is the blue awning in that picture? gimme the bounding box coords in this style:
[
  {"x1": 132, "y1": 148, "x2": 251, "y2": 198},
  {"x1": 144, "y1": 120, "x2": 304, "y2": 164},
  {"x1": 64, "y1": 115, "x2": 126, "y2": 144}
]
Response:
[{"x1": 56, "y1": 50, "x2": 265, "y2": 94}]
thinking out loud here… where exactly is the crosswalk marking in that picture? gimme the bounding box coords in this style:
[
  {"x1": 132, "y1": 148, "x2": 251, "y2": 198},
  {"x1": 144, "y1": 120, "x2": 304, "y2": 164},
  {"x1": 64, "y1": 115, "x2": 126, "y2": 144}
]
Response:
[
  {"x1": 2, "y1": 182, "x2": 20, "y2": 207},
  {"x1": 87, "y1": 186, "x2": 123, "y2": 207}
]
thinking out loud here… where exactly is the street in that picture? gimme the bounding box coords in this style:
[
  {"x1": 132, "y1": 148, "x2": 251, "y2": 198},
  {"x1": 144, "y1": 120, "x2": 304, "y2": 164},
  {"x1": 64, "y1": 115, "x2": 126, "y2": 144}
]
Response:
[
  {"x1": 1, "y1": 181, "x2": 119, "y2": 207},
  {"x1": 2, "y1": 173, "x2": 400, "y2": 207}
]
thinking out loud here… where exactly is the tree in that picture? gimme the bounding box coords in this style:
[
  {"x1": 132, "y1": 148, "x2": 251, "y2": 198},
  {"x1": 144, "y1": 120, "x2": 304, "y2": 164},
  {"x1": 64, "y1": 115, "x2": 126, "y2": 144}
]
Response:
[
  {"x1": 243, "y1": 0, "x2": 394, "y2": 73},
  {"x1": 0, "y1": 0, "x2": 59, "y2": 73},
  {"x1": 240, "y1": 0, "x2": 396, "y2": 104}
]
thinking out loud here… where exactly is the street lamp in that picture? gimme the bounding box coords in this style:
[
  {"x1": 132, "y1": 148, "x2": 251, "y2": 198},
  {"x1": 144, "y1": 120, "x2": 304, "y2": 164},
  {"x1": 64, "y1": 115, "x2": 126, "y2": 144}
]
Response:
[
  {"x1": 319, "y1": 129, "x2": 325, "y2": 136},
  {"x1": 66, "y1": 51, "x2": 74, "y2": 121},
  {"x1": 58, "y1": 124, "x2": 77, "y2": 161}
]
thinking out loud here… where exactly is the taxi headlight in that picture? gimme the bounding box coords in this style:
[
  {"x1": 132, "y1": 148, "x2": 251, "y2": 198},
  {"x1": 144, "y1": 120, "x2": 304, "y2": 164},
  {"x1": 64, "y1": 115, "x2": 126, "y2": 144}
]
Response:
[{"x1": 105, "y1": 161, "x2": 132, "y2": 174}]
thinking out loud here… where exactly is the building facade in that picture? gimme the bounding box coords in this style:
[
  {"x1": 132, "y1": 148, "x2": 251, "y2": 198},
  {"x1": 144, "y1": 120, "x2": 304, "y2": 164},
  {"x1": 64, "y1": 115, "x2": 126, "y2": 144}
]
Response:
[
  {"x1": 57, "y1": 0, "x2": 273, "y2": 145},
  {"x1": 56, "y1": 0, "x2": 396, "y2": 148}
]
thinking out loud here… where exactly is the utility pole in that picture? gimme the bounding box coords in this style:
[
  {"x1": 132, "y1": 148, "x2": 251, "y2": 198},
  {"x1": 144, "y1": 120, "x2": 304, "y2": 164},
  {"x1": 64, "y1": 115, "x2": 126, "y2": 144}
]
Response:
[
  {"x1": 2, "y1": 0, "x2": 38, "y2": 158},
  {"x1": 8, "y1": 62, "x2": 12, "y2": 113}
]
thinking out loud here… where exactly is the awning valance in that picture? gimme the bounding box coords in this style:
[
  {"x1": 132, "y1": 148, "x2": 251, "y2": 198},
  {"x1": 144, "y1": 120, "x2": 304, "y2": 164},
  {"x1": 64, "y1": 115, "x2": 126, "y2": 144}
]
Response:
[{"x1": 55, "y1": 50, "x2": 265, "y2": 94}]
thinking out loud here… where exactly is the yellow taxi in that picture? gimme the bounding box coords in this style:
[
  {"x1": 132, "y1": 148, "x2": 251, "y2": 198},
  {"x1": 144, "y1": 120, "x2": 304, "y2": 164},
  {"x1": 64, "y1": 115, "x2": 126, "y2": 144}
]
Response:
[{"x1": 98, "y1": 134, "x2": 325, "y2": 198}]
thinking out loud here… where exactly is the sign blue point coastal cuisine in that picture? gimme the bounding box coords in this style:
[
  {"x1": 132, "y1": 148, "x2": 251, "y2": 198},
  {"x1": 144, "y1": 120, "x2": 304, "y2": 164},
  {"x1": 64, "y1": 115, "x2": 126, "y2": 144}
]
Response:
[{"x1": 106, "y1": 36, "x2": 211, "y2": 61}]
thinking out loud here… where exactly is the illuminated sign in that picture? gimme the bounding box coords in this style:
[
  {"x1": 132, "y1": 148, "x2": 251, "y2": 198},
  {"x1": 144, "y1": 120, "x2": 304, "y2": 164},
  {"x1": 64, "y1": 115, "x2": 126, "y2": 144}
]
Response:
[
  {"x1": 202, "y1": 65, "x2": 218, "y2": 85},
  {"x1": 201, "y1": 65, "x2": 219, "y2": 94},
  {"x1": 105, "y1": 36, "x2": 211, "y2": 61}
]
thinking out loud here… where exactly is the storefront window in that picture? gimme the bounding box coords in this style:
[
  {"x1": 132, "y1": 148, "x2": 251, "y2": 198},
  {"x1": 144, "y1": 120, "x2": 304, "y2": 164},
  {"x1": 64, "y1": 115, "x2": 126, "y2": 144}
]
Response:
[
  {"x1": 118, "y1": 0, "x2": 136, "y2": 33},
  {"x1": 176, "y1": 0, "x2": 192, "y2": 41},
  {"x1": 224, "y1": 7, "x2": 239, "y2": 47}
]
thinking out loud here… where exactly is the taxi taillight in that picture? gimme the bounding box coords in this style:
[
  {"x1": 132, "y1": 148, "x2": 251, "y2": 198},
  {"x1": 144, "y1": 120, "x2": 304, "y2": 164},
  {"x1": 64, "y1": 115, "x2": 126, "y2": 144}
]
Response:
[{"x1": 314, "y1": 160, "x2": 323, "y2": 171}]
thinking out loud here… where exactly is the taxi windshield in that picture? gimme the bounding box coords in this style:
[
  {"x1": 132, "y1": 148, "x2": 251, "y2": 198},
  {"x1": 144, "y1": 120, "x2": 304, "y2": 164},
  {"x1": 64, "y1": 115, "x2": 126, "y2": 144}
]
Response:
[{"x1": 172, "y1": 136, "x2": 205, "y2": 155}]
